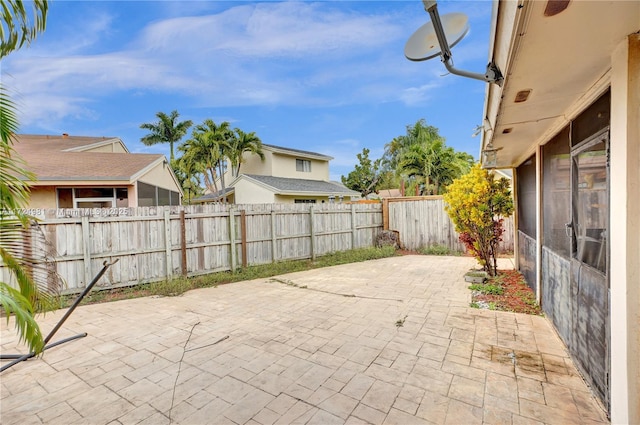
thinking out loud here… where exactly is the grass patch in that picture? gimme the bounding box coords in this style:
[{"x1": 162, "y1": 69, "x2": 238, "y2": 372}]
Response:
[
  {"x1": 59, "y1": 246, "x2": 398, "y2": 308},
  {"x1": 417, "y1": 244, "x2": 461, "y2": 256}
]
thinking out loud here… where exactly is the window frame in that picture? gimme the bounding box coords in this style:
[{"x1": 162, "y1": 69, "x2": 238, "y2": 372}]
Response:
[{"x1": 296, "y1": 159, "x2": 311, "y2": 173}]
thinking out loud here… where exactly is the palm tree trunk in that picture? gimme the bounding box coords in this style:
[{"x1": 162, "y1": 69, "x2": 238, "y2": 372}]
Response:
[{"x1": 215, "y1": 161, "x2": 226, "y2": 203}]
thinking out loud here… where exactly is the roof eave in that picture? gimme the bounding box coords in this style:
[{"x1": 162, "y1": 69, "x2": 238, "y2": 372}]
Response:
[{"x1": 62, "y1": 137, "x2": 128, "y2": 153}]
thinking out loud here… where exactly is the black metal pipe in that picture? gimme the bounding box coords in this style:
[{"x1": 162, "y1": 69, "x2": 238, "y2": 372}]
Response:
[
  {"x1": 44, "y1": 260, "x2": 118, "y2": 344},
  {"x1": 0, "y1": 333, "x2": 88, "y2": 371},
  {"x1": 1, "y1": 259, "x2": 117, "y2": 373}
]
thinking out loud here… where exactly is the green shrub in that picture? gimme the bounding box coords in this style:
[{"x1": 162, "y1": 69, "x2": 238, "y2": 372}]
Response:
[{"x1": 443, "y1": 165, "x2": 513, "y2": 276}]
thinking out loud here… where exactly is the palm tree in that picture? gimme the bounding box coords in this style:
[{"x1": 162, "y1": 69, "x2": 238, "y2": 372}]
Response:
[
  {"x1": 173, "y1": 157, "x2": 203, "y2": 204},
  {"x1": 178, "y1": 134, "x2": 219, "y2": 195},
  {"x1": 383, "y1": 119, "x2": 447, "y2": 195},
  {"x1": 178, "y1": 119, "x2": 232, "y2": 196},
  {"x1": 139, "y1": 110, "x2": 192, "y2": 161},
  {"x1": 198, "y1": 119, "x2": 232, "y2": 193},
  {"x1": 227, "y1": 128, "x2": 263, "y2": 178},
  {"x1": 1, "y1": 0, "x2": 53, "y2": 355},
  {"x1": 398, "y1": 131, "x2": 474, "y2": 195}
]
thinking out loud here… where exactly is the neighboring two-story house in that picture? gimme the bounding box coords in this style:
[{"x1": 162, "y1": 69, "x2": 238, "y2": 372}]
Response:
[
  {"x1": 13, "y1": 134, "x2": 182, "y2": 210},
  {"x1": 193, "y1": 144, "x2": 360, "y2": 204}
]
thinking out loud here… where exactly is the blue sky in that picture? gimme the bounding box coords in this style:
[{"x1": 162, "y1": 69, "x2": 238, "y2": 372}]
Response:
[{"x1": 3, "y1": 0, "x2": 493, "y2": 181}]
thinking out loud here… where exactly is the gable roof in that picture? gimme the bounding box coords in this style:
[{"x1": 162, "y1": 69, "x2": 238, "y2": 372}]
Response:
[
  {"x1": 192, "y1": 187, "x2": 235, "y2": 203},
  {"x1": 262, "y1": 143, "x2": 333, "y2": 161},
  {"x1": 12, "y1": 134, "x2": 168, "y2": 184},
  {"x1": 14, "y1": 134, "x2": 127, "y2": 153},
  {"x1": 243, "y1": 174, "x2": 358, "y2": 196}
]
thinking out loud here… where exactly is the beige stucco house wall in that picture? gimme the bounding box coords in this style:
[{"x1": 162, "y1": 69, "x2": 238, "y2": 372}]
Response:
[
  {"x1": 233, "y1": 178, "x2": 276, "y2": 204},
  {"x1": 478, "y1": 1, "x2": 639, "y2": 421},
  {"x1": 137, "y1": 160, "x2": 183, "y2": 192},
  {"x1": 225, "y1": 143, "x2": 331, "y2": 182}
]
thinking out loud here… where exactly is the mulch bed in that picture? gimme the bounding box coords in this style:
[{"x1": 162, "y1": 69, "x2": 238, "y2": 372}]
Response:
[{"x1": 471, "y1": 269, "x2": 543, "y2": 315}]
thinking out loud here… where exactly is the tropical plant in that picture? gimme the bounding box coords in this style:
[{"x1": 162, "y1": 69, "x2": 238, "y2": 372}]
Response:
[
  {"x1": 341, "y1": 148, "x2": 383, "y2": 198},
  {"x1": 1, "y1": 0, "x2": 52, "y2": 355},
  {"x1": 443, "y1": 164, "x2": 514, "y2": 276},
  {"x1": 227, "y1": 128, "x2": 263, "y2": 178},
  {"x1": 383, "y1": 119, "x2": 473, "y2": 196},
  {"x1": 0, "y1": 91, "x2": 45, "y2": 353},
  {"x1": 382, "y1": 119, "x2": 443, "y2": 171},
  {"x1": 170, "y1": 158, "x2": 203, "y2": 204},
  {"x1": 139, "y1": 110, "x2": 192, "y2": 161},
  {"x1": 0, "y1": 0, "x2": 48, "y2": 58},
  {"x1": 178, "y1": 119, "x2": 232, "y2": 196},
  {"x1": 398, "y1": 139, "x2": 474, "y2": 195}
]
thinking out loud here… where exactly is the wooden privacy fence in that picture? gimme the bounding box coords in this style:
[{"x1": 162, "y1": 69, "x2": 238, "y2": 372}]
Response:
[
  {"x1": 1, "y1": 203, "x2": 382, "y2": 294},
  {"x1": 383, "y1": 196, "x2": 514, "y2": 253},
  {"x1": 1, "y1": 198, "x2": 514, "y2": 294}
]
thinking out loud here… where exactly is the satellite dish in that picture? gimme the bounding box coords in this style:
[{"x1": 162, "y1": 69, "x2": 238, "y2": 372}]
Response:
[
  {"x1": 404, "y1": 0, "x2": 503, "y2": 86},
  {"x1": 404, "y1": 13, "x2": 469, "y2": 61}
]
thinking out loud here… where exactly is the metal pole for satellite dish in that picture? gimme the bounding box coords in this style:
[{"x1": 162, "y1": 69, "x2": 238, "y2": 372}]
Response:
[{"x1": 422, "y1": 0, "x2": 503, "y2": 86}]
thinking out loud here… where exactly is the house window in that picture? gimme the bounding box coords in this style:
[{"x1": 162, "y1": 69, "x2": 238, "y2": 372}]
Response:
[
  {"x1": 294, "y1": 199, "x2": 316, "y2": 204},
  {"x1": 138, "y1": 182, "x2": 180, "y2": 206},
  {"x1": 572, "y1": 134, "x2": 608, "y2": 272},
  {"x1": 571, "y1": 91, "x2": 610, "y2": 148},
  {"x1": 74, "y1": 187, "x2": 116, "y2": 208},
  {"x1": 296, "y1": 159, "x2": 311, "y2": 172},
  {"x1": 57, "y1": 187, "x2": 129, "y2": 209},
  {"x1": 57, "y1": 188, "x2": 73, "y2": 208},
  {"x1": 116, "y1": 188, "x2": 128, "y2": 207}
]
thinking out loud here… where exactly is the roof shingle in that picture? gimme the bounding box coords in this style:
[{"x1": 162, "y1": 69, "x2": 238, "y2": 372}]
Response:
[
  {"x1": 12, "y1": 134, "x2": 164, "y2": 182},
  {"x1": 245, "y1": 175, "x2": 358, "y2": 194}
]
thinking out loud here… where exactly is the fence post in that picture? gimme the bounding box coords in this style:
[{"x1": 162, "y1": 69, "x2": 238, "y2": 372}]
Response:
[
  {"x1": 229, "y1": 207, "x2": 236, "y2": 272},
  {"x1": 164, "y1": 209, "x2": 172, "y2": 279},
  {"x1": 240, "y1": 210, "x2": 247, "y2": 268},
  {"x1": 271, "y1": 210, "x2": 277, "y2": 263},
  {"x1": 180, "y1": 209, "x2": 187, "y2": 277},
  {"x1": 382, "y1": 198, "x2": 390, "y2": 230},
  {"x1": 309, "y1": 205, "x2": 316, "y2": 260},
  {"x1": 351, "y1": 203, "x2": 357, "y2": 249},
  {"x1": 81, "y1": 215, "x2": 91, "y2": 286}
]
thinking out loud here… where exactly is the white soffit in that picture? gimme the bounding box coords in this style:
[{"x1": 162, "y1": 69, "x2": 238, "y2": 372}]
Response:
[{"x1": 486, "y1": 0, "x2": 640, "y2": 168}]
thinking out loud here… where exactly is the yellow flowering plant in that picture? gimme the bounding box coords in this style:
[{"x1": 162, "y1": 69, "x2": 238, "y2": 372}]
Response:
[{"x1": 443, "y1": 165, "x2": 513, "y2": 276}]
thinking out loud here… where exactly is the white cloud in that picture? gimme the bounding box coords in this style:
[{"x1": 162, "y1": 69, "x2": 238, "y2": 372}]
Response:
[
  {"x1": 137, "y1": 3, "x2": 400, "y2": 58},
  {"x1": 14, "y1": 93, "x2": 96, "y2": 129},
  {"x1": 1, "y1": 1, "x2": 486, "y2": 128},
  {"x1": 3, "y1": 2, "x2": 410, "y2": 119}
]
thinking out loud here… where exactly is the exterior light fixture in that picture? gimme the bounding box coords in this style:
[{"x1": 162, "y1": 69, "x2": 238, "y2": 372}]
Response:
[{"x1": 482, "y1": 142, "x2": 503, "y2": 168}]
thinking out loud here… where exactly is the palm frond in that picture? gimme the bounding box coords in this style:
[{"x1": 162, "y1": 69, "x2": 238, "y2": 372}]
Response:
[
  {"x1": 0, "y1": 0, "x2": 48, "y2": 58},
  {"x1": 0, "y1": 282, "x2": 44, "y2": 353}
]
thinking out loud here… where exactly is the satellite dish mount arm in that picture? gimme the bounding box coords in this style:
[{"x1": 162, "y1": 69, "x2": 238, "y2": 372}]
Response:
[{"x1": 422, "y1": 0, "x2": 503, "y2": 86}]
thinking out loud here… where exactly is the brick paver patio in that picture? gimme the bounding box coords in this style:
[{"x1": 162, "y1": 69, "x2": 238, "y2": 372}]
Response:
[{"x1": 1, "y1": 255, "x2": 608, "y2": 424}]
